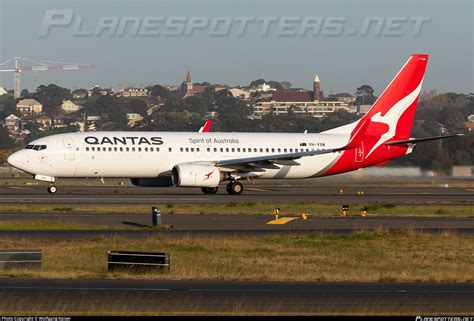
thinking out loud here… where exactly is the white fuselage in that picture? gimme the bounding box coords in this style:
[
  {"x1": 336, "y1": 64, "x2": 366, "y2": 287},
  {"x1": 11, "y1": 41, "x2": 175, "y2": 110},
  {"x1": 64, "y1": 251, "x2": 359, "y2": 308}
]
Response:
[{"x1": 9, "y1": 131, "x2": 351, "y2": 179}]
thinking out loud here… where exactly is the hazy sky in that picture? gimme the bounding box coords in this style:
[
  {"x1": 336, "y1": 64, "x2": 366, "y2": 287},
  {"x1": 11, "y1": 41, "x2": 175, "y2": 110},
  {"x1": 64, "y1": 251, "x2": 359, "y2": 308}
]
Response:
[{"x1": 0, "y1": 0, "x2": 472, "y2": 95}]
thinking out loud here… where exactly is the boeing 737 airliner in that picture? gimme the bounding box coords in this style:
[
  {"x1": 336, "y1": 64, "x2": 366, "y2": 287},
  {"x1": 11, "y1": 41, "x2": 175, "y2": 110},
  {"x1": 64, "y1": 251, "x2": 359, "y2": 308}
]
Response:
[{"x1": 7, "y1": 54, "x2": 462, "y2": 194}]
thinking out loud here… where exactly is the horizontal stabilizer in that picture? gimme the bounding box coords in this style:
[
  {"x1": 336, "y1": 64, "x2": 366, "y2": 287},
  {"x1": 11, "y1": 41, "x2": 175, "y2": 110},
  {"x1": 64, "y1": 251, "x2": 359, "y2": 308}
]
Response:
[{"x1": 386, "y1": 133, "x2": 465, "y2": 146}]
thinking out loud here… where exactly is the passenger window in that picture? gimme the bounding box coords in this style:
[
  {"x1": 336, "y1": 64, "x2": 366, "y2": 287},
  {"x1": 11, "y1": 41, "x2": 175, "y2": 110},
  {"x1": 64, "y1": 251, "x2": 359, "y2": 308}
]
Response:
[
  {"x1": 226, "y1": 148, "x2": 229, "y2": 152},
  {"x1": 191, "y1": 148, "x2": 194, "y2": 152},
  {"x1": 144, "y1": 147, "x2": 148, "y2": 152},
  {"x1": 114, "y1": 147, "x2": 117, "y2": 152},
  {"x1": 108, "y1": 147, "x2": 112, "y2": 152},
  {"x1": 271, "y1": 148, "x2": 275, "y2": 153},
  {"x1": 138, "y1": 147, "x2": 142, "y2": 152},
  {"x1": 196, "y1": 148, "x2": 200, "y2": 152},
  {"x1": 231, "y1": 148, "x2": 235, "y2": 152},
  {"x1": 156, "y1": 148, "x2": 160, "y2": 152},
  {"x1": 150, "y1": 147, "x2": 154, "y2": 152},
  {"x1": 277, "y1": 148, "x2": 281, "y2": 153},
  {"x1": 284, "y1": 148, "x2": 287, "y2": 153},
  {"x1": 213, "y1": 148, "x2": 217, "y2": 152},
  {"x1": 168, "y1": 147, "x2": 172, "y2": 152},
  {"x1": 237, "y1": 148, "x2": 241, "y2": 152},
  {"x1": 86, "y1": 147, "x2": 89, "y2": 151},
  {"x1": 91, "y1": 147, "x2": 95, "y2": 152},
  {"x1": 185, "y1": 148, "x2": 189, "y2": 152},
  {"x1": 220, "y1": 148, "x2": 223, "y2": 152},
  {"x1": 126, "y1": 147, "x2": 129, "y2": 152},
  {"x1": 119, "y1": 147, "x2": 123, "y2": 152},
  {"x1": 180, "y1": 148, "x2": 183, "y2": 152}
]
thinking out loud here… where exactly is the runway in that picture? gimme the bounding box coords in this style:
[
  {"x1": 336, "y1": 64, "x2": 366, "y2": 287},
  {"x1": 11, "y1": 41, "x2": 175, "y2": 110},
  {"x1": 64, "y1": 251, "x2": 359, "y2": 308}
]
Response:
[
  {"x1": 0, "y1": 279, "x2": 471, "y2": 314},
  {"x1": 0, "y1": 214, "x2": 473, "y2": 239},
  {"x1": 1, "y1": 185, "x2": 473, "y2": 204}
]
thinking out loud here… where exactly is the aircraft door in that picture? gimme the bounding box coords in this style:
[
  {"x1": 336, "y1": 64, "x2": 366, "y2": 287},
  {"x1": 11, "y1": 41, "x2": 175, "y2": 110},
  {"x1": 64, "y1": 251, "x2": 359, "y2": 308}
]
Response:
[{"x1": 63, "y1": 137, "x2": 75, "y2": 160}]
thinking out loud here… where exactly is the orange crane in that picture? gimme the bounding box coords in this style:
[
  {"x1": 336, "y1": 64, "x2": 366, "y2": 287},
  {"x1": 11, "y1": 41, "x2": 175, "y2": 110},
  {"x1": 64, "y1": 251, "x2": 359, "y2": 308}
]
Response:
[{"x1": 0, "y1": 56, "x2": 95, "y2": 98}]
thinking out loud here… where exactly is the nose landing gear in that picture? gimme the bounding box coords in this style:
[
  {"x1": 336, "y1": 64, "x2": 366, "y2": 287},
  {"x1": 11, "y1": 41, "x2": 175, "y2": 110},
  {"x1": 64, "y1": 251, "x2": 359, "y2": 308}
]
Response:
[{"x1": 47, "y1": 184, "x2": 57, "y2": 194}]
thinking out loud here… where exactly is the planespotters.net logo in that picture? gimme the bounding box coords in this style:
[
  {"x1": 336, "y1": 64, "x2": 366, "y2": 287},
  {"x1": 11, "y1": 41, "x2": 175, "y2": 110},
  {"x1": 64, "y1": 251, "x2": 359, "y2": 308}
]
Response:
[
  {"x1": 416, "y1": 317, "x2": 474, "y2": 321},
  {"x1": 38, "y1": 10, "x2": 431, "y2": 38}
]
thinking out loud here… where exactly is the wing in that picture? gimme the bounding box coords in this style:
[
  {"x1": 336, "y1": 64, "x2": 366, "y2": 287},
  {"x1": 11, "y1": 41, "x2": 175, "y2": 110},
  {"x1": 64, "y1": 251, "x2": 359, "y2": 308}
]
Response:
[{"x1": 215, "y1": 146, "x2": 345, "y2": 169}]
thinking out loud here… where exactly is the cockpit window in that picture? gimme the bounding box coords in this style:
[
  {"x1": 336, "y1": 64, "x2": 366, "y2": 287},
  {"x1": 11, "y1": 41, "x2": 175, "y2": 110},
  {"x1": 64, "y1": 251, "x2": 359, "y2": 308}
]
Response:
[{"x1": 28, "y1": 145, "x2": 47, "y2": 151}]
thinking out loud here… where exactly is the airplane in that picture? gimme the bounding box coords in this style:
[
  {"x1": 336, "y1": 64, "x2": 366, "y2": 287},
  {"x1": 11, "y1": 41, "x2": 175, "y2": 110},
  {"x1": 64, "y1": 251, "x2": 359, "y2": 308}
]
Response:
[{"x1": 7, "y1": 54, "x2": 464, "y2": 195}]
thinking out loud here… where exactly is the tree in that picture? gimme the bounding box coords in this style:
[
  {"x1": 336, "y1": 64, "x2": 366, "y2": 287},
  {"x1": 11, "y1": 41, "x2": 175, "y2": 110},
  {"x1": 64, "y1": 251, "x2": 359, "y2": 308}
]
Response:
[
  {"x1": 0, "y1": 96, "x2": 19, "y2": 119},
  {"x1": 32, "y1": 84, "x2": 71, "y2": 115},
  {"x1": 0, "y1": 127, "x2": 14, "y2": 149},
  {"x1": 249, "y1": 79, "x2": 266, "y2": 87},
  {"x1": 147, "y1": 84, "x2": 169, "y2": 99},
  {"x1": 128, "y1": 98, "x2": 148, "y2": 116},
  {"x1": 280, "y1": 81, "x2": 292, "y2": 90},
  {"x1": 355, "y1": 85, "x2": 377, "y2": 105}
]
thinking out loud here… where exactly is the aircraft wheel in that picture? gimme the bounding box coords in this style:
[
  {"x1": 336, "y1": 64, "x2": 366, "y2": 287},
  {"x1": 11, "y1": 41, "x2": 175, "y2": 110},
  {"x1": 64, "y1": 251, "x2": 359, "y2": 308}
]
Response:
[
  {"x1": 201, "y1": 187, "x2": 218, "y2": 194},
  {"x1": 226, "y1": 181, "x2": 243, "y2": 195},
  {"x1": 47, "y1": 185, "x2": 57, "y2": 194}
]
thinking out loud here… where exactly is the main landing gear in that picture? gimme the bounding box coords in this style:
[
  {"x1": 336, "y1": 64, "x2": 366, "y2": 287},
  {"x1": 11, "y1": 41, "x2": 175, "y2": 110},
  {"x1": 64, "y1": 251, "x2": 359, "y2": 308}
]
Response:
[
  {"x1": 226, "y1": 181, "x2": 243, "y2": 195},
  {"x1": 200, "y1": 181, "x2": 244, "y2": 195},
  {"x1": 47, "y1": 184, "x2": 57, "y2": 194}
]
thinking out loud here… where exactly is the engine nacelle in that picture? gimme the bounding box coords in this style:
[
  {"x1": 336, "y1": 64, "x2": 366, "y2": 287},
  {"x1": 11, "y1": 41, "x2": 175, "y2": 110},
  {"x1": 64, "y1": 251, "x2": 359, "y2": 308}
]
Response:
[
  {"x1": 130, "y1": 176, "x2": 173, "y2": 187},
  {"x1": 171, "y1": 164, "x2": 221, "y2": 187}
]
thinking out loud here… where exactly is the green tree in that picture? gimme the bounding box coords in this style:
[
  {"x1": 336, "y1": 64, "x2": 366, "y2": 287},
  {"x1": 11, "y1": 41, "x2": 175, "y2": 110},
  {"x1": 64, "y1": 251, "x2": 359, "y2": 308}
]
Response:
[
  {"x1": 355, "y1": 85, "x2": 377, "y2": 105},
  {"x1": 32, "y1": 84, "x2": 71, "y2": 115}
]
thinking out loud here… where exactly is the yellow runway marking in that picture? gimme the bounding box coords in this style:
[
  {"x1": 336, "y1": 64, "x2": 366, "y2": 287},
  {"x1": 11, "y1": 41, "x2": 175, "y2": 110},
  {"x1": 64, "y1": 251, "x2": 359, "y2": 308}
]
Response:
[{"x1": 267, "y1": 217, "x2": 299, "y2": 225}]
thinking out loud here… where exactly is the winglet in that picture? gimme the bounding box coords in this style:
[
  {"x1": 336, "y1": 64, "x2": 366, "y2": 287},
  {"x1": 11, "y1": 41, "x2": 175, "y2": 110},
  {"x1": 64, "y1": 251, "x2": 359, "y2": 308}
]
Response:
[{"x1": 199, "y1": 119, "x2": 213, "y2": 133}]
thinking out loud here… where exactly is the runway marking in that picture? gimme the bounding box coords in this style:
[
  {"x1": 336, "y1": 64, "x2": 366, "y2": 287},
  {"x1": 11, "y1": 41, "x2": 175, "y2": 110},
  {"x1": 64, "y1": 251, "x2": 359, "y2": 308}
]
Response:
[
  {"x1": 246, "y1": 188, "x2": 271, "y2": 192},
  {"x1": 267, "y1": 217, "x2": 299, "y2": 225},
  {"x1": 7, "y1": 187, "x2": 34, "y2": 190}
]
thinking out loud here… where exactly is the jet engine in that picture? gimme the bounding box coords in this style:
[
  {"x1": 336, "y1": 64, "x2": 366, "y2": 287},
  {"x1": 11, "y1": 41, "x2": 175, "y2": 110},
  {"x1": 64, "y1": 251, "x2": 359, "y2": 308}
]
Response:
[{"x1": 171, "y1": 164, "x2": 222, "y2": 187}]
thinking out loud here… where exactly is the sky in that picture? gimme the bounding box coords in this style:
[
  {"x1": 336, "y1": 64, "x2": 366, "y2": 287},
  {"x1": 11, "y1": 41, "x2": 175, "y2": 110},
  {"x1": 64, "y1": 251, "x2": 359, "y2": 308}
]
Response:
[{"x1": 0, "y1": 0, "x2": 472, "y2": 95}]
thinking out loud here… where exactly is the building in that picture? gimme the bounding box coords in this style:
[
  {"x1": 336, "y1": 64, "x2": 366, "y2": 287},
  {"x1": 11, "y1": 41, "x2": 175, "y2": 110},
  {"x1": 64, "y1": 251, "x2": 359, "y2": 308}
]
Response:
[
  {"x1": 329, "y1": 93, "x2": 356, "y2": 104},
  {"x1": 358, "y1": 104, "x2": 372, "y2": 115},
  {"x1": 229, "y1": 88, "x2": 251, "y2": 99},
  {"x1": 117, "y1": 87, "x2": 149, "y2": 97},
  {"x1": 16, "y1": 99, "x2": 42, "y2": 115},
  {"x1": 35, "y1": 115, "x2": 52, "y2": 128},
  {"x1": 313, "y1": 75, "x2": 322, "y2": 101},
  {"x1": 252, "y1": 75, "x2": 350, "y2": 118},
  {"x1": 126, "y1": 113, "x2": 144, "y2": 127},
  {"x1": 88, "y1": 85, "x2": 113, "y2": 97},
  {"x1": 180, "y1": 70, "x2": 194, "y2": 98},
  {"x1": 61, "y1": 100, "x2": 83, "y2": 113},
  {"x1": 0, "y1": 86, "x2": 7, "y2": 96},
  {"x1": 4, "y1": 114, "x2": 20, "y2": 132}
]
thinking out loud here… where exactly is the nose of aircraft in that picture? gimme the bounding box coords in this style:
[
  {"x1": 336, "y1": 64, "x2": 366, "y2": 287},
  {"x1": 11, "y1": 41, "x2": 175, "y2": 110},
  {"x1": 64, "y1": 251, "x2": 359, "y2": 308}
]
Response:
[{"x1": 7, "y1": 151, "x2": 21, "y2": 168}]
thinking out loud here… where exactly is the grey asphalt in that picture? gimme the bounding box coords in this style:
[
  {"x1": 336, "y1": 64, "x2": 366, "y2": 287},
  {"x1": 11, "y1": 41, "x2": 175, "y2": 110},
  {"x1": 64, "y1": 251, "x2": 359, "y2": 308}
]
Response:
[
  {"x1": 1, "y1": 185, "x2": 473, "y2": 203},
  {"x1": 0, "y1": 279, "x2": 471, "y2": 314},
  {"x1": 0, "y1": 214, "x2": 473, "y2": 239}
]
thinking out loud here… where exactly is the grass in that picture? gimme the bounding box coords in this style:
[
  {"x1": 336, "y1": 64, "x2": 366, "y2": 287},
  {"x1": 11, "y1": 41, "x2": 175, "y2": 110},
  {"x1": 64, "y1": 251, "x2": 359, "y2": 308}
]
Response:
[
  {"x1": 0, "y1": 231, "x2": 472, "y2": 282},
  {"x1": 0, "y1": 202, "x2": 472, "y2": 217}
]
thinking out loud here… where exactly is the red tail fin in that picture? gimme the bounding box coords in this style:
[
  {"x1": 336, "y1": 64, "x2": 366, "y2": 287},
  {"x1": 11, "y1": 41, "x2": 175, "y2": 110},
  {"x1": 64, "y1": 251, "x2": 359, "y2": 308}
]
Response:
[{"x1": 361, "y1": 54, "x2": 428, "y2": 157}]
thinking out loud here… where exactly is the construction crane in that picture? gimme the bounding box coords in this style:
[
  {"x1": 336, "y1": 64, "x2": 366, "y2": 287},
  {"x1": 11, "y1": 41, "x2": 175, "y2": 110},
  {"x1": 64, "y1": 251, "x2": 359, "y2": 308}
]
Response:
[{"x1": 0, "y1": 56, "x2": 95, "y2": 99}]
